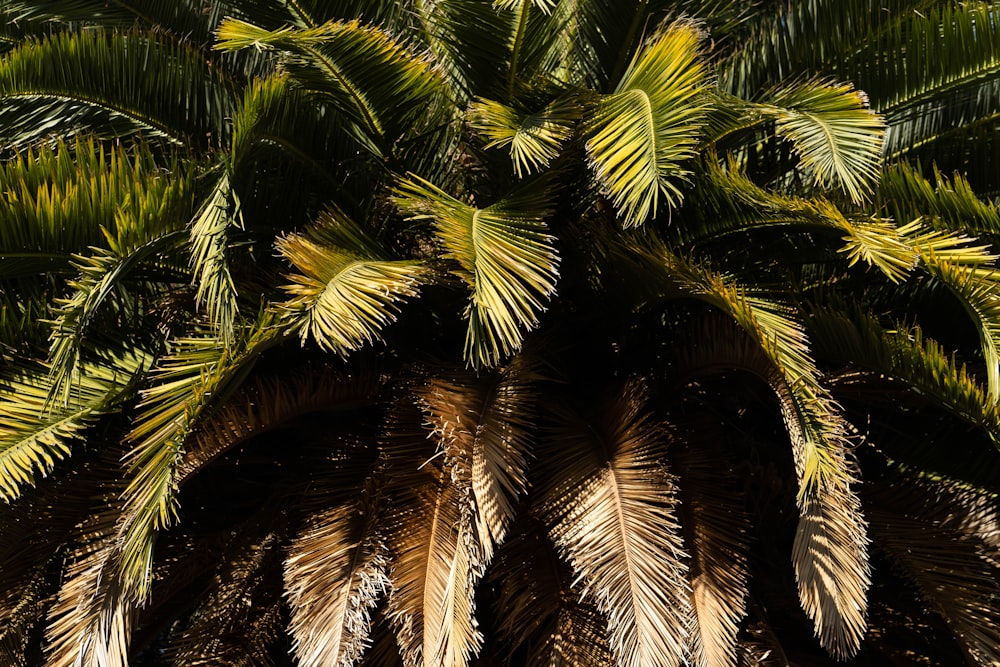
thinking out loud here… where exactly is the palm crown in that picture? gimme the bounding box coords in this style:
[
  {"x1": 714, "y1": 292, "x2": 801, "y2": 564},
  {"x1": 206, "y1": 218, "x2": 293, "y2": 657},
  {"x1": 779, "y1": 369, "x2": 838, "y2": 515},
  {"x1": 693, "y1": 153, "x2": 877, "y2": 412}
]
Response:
[{"x1": 1, "y1": 1, "x2": 1000, "y2": 665}]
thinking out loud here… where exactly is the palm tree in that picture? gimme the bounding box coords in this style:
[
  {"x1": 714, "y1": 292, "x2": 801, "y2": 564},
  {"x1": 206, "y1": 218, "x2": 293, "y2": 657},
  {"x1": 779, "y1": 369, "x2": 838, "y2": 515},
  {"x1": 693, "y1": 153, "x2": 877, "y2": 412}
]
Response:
[{"x1": 1, "y1": 1, "x2": 999, "y2": 665}]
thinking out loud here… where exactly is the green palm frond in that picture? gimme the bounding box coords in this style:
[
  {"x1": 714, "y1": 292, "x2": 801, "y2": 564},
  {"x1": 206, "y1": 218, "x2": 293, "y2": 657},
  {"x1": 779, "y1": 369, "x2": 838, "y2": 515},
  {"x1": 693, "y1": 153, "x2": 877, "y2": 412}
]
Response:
[
  {"x1": 0, "y1": 355, "x2": 143, "y2": 503},
  {"x1": 691, "y1": 160, "x2": 916, "y2": 281},
  {"x1": 468, "y1": 95, "x2": 581, "y2": 178},
  {"x1": 901, "y1": 221, "x2": 1000, "y2": 401},
  {"x1": 0, "y1": 139, "x2": 188, "y2": 281},
  {"x1": 537, "y1": 378, "x2": 690, "y2": 667},
  {"x1": 879, "y1": 162, "x2": 1000, "y2": 237},
  {"x1": 215, "y1": 18, "x2": 445, "y2": 152},
  {"x1": 641, "y1": 250, "x2": 871, "y2": 656},
  {"x1": 810, "y1": 308, "x2": 1000, "y2": 446},
  {"x1": 585, "y1": 21, "x2": 708, "y2": 227},
  {"x1": 189, "y1": 173, "x2": 241, "y2": 346},
  {"x1": 393, "y1": 175, "x2": 559, "y2": 368},
  {"x1": 285, "y1": 459, "x2": 388, "y2": 667},
  {"x1": 0, "y1": 30, "x2": 234, "y2": 148},
  {"x1": 277, "y1": 207, "x2": 426, "y2": 356},
  {"x1": 757, "y1": 80, "x2": 885, "y2": 204},
  {"x1": 117, "y1": 312, "x2": 287, "y2": 600},
  {"x1": 46, "y1": 233, "x2": 186, "y2": 402}
]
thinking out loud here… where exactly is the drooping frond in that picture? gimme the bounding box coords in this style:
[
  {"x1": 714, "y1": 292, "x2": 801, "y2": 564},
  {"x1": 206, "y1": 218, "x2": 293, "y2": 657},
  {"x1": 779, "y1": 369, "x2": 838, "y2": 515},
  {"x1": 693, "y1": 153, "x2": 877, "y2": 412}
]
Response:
[
  {"x1": 393, "y1": 175, "x2": 559, "y2": 367},
  {"x1": 387, "y1": 469, "x2": 484, "y2": 667},
  {"x1": 809, "y1": 307, "x2": 1000, "y2": 451},
  {"x1": 0, "y1": 354, "x2": 143, "y2": 502},
  {"x1": 670, "y1": 428, "x2": 751, "y2": 667},
  {"x1": 417, "y1": 354, "x2": 540, "y2": 561},
  {"x1": 117, "y1": 313, "x2": 287, "y2": 600},
  {"x1": 43, "y1": 497, "x2": 134, "y2": 667},
  {"x1": 901, "y1": 221, "x2": 1000, "y2": 401},
  {"x1": 868, "y1": 504, "x2": 1000, "y2": 665},
  {"x1": 285, "y1": 459, "x2": 389, "y2": 667},
  {"x1": 489, "y1": 517, "x2": 612, "y2": 666},
  {"x1": 536, "y1": 378, "x2": 690, "y2": 667},
  {"x1": 166, "y1": 525, "x2": 286, "y2": 666},
  {"x1": 0, "y1": 30, "x2": 234, "y2": 148},
  {"x1": 468, "y1": 95, "x2": 581, "y2": 178},
  {"x1": 189, "y1": 172, "x2": 241, "y2": 346},
  {"x1": 758, "y1": 80, "x2": 885, "y2": 204},
  {"x1": 277, "y1": 207, "x2": 427, "y2": 356},
  {"x1": 214, "y1": 18, "x2": 444, "y2": 151},
  {"x1": 634, "y1": 254, "x2": 871, "y2": 657},
  {"x1": 585, "y1": 21, "x2": 708, "y2": 227}
]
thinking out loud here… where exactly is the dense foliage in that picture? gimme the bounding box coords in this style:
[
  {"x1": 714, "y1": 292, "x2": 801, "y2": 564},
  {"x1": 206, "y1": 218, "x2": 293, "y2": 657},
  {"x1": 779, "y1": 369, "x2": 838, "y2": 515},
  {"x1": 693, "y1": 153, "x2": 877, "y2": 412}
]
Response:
[{"x1": 1, "y1": 1, "x2": 1000, "y2": 665}]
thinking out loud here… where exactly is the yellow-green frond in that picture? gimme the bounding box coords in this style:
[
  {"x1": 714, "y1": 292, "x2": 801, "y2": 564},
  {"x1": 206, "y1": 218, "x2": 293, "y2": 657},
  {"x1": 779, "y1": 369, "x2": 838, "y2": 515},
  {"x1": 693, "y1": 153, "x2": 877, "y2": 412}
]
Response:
[{"x1": 585, "y1": 22, "x2": 708, "y2": 227}]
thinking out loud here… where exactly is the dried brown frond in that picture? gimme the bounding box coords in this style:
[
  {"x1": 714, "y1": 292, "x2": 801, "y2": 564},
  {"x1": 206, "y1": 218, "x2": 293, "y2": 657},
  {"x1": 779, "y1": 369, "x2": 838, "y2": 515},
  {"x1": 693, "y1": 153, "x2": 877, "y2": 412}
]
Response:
[{"x1": 536, "y1": 378, "x2": 690, "y2": 667}]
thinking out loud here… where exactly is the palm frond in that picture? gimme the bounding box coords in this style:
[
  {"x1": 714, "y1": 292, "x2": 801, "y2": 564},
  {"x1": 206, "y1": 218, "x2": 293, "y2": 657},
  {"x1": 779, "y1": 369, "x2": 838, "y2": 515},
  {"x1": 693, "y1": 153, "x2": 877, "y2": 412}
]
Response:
[
  {"x1": 277, "y1": 207, "x2": 427, "y2": 356},
  {"x1": 585, "y1": 21, "x2": 708, "y2": 227},
  {"x1": 0, "y1": 354, "x2": 143, "y2": 502},
  {"x1": 489, "y1": 517, "x2": 612, "y2": 666},
  {"x1": 165, "y1": 526, "x2": 285, "y2": 666},
  {"x1": 285, "y1": 460, "x2": 389, "y2": 667},
  {"x1": 386, "y1": 469, "x2": 484, "y2": 667},
  {"x1": 116, "y1": 312, "x2": 287, "y2": 600},
  {"x1": 189, "y1": 172, "x2": 241, "y2": 346},
  {"x1": 758, "y1": 80, "x2": 885, "y2": 204},
  {"x1": 0, "y1": 30, "x2": 234, "y2": 148},
  {"x1": 902, "y1": 221, "x2": 1000, "y2": 401},
  {"x1": 879, "y1": 162, "x2": 1000, "y2": 237},
  {"x1": 671, "y1": 429, "x2": 751, "y2": 667},
  {"x1": 393, "y1": 175, "x2": 559, "y2": 368},
  {"x1": 418, "y1": 355, "x2": 540, "y2": 561},
  {"x1": 43, "y1": 498, "x2": 134, "y2": 667},
  {"x1": 214, "y1": 18, "x2": 445, "y2": 151},
  {"x1": 468, "y1": 95, "x2": 581, "y2": 178},
  {"x1": 868, "y1": 505, "x2": 1000, "y2": 665},
  {"x1": 640, "y1": 252, "x2": 871, "y2": 656},
  {"x1": 536, "y1": 378, "x2": 690, "y2": 667},
  {"x1": 179, "y1": 366, "x2": 381, "y2": 484}
]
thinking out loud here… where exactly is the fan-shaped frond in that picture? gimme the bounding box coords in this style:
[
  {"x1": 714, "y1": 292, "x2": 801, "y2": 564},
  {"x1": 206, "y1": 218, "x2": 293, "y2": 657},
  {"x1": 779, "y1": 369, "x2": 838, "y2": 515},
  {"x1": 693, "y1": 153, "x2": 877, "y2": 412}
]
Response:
[
  {"x1": 759, "y1": 80, "x2": 885, "y2": 204},
  {"x1": 468, "y1": 95, "x2": 581, "y2": 178},
  {"x1": 215, "y1": 18, "x2": 444, "y2": 151},
  {"x1": 585, "y1": 21, "x2": 708, "y2": 227},
  {"x1": 277, "y1": 208, "x2": 427, "y2": 356},
  {"x1": 537, "y1": 378, "x2": 690, "y2": 667},
  {"x1": 393, "y1": 175, "x2": 559, "y2": 368}
]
